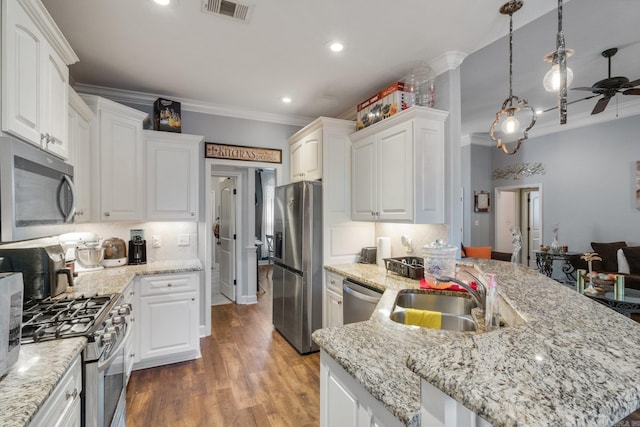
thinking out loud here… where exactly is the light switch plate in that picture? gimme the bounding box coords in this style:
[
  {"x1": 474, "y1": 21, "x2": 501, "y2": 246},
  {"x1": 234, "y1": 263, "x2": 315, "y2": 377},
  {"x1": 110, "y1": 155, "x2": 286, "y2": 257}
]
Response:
[
  {"x1": 177, "y1": 234, "x2": 190, "y2": 246},
  {"x1": 152, "y1": 235, "x2": 161, "y2": 248}
]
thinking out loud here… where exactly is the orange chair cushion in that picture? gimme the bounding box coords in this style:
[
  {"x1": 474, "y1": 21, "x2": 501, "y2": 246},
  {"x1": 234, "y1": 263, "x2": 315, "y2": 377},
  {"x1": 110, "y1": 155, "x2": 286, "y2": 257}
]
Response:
[{"x1": 463, "y1": 246, "x2": 492, "y2": 259}]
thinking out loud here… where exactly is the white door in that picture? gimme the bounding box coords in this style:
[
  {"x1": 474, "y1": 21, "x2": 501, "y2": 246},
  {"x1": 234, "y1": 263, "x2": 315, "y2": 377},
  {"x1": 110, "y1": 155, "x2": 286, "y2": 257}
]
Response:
[
  {"x1": 219, "y1": 178, "x2": 236, "y2": 302},
  {"x1": 495, "y1": 190, "x2": 518, "y2": 253},
  {"x1": 527, "y1": 190, "x2": 542, "y2": 268}
]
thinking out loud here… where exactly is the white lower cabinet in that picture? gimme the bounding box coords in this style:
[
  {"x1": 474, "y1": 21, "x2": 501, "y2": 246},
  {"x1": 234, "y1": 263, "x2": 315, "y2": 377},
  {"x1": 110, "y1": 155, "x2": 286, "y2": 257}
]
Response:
[
  {"x1": 134, "y1": 273, "x2": 200, "y2": 370},
  {"x1": 324, "y1": 271, "x2": 344, "y2": 328},
  {"x1": 320, "y1": 351, "x2": 403, "y2": 427},
  {"x1": 121, "y1": 281, "x2": 136, "y2": 385},
  {"x1": 29, "y1": 354, "x2": 82, "y2": 427},
  {"x1": 421, "y1": 379, "x2": 492, "y2": 427}
]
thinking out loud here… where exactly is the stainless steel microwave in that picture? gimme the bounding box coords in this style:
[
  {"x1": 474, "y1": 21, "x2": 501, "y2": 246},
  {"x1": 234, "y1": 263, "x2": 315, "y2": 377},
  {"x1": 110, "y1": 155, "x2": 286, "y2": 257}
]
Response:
[{"x1": 0, "y1": 138, "x2": 76, "y2": 242}]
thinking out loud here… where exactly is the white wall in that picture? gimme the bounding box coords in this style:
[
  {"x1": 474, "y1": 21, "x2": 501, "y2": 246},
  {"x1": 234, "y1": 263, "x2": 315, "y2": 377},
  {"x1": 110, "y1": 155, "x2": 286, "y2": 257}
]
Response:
[{"x1": 489, "y1": 115, "x2": 640, "y2": 252}]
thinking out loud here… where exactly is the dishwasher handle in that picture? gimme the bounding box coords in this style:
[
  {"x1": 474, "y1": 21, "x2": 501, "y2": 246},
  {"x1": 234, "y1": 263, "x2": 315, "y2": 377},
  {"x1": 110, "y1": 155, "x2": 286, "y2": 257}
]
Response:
[{"x1": 343, "y1": 281, "x2": 381, "y2": 304}]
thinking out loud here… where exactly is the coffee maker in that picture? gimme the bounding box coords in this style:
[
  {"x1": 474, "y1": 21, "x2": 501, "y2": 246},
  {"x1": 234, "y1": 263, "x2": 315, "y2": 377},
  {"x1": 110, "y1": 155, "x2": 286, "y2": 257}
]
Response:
[{"x1": 128, "y1": 229, "x2": 147, "y2": 265}]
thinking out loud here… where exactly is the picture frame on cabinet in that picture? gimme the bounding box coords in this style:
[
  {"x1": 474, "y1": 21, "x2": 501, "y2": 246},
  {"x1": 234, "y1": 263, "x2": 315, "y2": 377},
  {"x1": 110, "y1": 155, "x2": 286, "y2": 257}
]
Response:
[{"x1": 474, "y1": 191, "x2": 490, "y2": 213}]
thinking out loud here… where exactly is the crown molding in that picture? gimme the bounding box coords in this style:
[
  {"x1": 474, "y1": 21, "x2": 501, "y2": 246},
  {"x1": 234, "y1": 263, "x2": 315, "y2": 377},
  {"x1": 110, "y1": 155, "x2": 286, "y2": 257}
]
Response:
[
  {"x1": 430, "y1": 51, "x2": 468, "y2": 76},
  {"x1": 73, "y1": 84, "x2": 315, "y2": 127}
]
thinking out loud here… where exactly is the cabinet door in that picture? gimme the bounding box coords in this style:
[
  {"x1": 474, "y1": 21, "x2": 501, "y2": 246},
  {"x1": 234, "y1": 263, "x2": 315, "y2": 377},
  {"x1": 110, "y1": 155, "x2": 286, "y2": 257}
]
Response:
[
  {"x1": 146, "y1": 133, "x2": 200, "y2": 220},
  {"x1": 290, "y1": 140, "x2": 304, "y2": 182},
  {"x1": 2, "y1": 0, "x2": 43, "y2": 146},
  {"x1": 351, "y1": 136, "x2": 377, "y2": 221},
  {"x1": 41, "y1": 46, "x2": 70, "y2": 159},
  {"x1": 326, "y1": 289, "x2": 343, "y2": 328},
  {"x1": 99, "y1": 110, "x2": 144, "y2": 221},
  {"x1": 68, "y1": 99, "x2": 92, "y2": 222},
  {"x1": 322, "y1": 365, "x2": 358, "y2": 427},
  {"x1": 302, "y1": 128, "x2": 322, "y2": 180},
  {"x1": 138, "y1": 292, "x2": 199, "y2": 361},
  {"x1": 376, "y1": 121, "x2": 413, "y2": 221}
]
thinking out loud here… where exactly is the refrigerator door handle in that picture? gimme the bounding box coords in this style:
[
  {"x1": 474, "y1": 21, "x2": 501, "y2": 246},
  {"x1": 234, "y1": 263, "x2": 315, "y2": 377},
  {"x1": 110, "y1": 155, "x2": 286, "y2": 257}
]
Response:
[{"x1": 343, "y1": 283, "x2": 381, "y2": 304}]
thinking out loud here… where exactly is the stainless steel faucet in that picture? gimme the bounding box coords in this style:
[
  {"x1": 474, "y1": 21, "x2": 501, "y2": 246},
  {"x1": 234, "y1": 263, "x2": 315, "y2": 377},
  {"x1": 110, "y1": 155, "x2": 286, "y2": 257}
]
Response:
[{"x1": 435, "y1": 276, "x2": 486, "y2": 313}]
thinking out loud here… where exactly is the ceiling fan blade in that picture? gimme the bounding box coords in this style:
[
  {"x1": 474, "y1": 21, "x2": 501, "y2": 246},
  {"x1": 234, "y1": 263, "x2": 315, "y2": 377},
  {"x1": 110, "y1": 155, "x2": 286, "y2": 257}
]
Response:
[
  {"x1": 572, "y1": 87, "x2": 596, "y2": 91},
  {"x1": 623, "y1": 88, "x2": 640, "y2": 95},
  {"x1": 626, "y1": 79, "x2": 640, "y2": 87},
  {"x1": 541, "y1": 95, "x2": 599, "y2": 113},
  {"x1": 591, "y1": 96, "x2": 611, "y2": 114}
]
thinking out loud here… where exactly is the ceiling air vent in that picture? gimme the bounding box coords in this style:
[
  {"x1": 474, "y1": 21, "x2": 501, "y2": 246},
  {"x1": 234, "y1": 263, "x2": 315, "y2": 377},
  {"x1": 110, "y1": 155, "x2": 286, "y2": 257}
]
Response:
[{"x1": 202, "y1": 0, "x2": 252, "y2": 22}]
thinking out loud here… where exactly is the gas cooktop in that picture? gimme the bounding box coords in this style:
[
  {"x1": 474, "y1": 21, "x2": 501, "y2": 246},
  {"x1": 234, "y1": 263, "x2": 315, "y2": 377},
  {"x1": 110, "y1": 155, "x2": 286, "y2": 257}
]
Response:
[{"x1": 21, "y1": 294, "x2": 117, "y2": 344}]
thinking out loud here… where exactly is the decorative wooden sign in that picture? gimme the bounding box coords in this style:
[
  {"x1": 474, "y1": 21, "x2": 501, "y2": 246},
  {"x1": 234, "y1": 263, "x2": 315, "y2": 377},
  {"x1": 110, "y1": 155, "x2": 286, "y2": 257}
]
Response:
[{"x1": 205, "y1": 143, "x2": 282, "y2": 164}]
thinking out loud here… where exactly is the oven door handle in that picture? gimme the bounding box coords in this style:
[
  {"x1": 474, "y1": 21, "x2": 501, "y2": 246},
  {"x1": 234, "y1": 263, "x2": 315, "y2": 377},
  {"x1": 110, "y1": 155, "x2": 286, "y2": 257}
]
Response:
[{"x1": 97, "y1": 323, "x2": 131, "y2": 373}]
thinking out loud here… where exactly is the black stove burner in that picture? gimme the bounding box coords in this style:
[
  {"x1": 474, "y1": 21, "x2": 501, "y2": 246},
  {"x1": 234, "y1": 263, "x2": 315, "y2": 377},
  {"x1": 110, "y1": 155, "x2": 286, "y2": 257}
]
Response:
[{"x1": 21, "y1": 294, "x2": 116, "y2": 344}]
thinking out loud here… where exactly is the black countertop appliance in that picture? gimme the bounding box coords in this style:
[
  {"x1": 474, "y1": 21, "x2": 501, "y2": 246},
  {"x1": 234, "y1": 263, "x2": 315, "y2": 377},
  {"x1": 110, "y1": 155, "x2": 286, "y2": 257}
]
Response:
[{"x1": 128, "y1": 235, "x2": 147, "y2": 265}]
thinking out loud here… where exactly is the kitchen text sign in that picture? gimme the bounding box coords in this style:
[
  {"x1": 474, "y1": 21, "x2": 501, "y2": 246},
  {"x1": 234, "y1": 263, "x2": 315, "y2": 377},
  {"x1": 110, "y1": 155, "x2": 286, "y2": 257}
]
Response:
[{"x1": 205, "y1": 143, "x2": 282, "y2": 164}]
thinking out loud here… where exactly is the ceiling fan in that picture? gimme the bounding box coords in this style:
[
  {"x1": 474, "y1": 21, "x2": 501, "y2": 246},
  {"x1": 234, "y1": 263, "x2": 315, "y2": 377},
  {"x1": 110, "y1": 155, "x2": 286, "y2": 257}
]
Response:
[{"x1": 572, "y1": 47, "x2": 640, "y2": 114}]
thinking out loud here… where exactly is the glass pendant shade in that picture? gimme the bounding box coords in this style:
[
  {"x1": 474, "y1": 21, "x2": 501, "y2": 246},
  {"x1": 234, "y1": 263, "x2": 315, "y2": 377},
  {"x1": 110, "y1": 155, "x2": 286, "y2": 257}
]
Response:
[
  {"x1": 501, "y1": 115, "x2": 520, "y2": 134},
  {"x1": 543, "y1": 63, "x2": 574, "y2": 92}
]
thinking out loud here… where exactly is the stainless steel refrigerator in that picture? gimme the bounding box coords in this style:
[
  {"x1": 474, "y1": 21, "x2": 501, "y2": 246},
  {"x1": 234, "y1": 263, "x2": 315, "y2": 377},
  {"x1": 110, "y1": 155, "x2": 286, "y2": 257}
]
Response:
[{"x1": 272, "y1": 181, "x2": 322, "y2": 354}]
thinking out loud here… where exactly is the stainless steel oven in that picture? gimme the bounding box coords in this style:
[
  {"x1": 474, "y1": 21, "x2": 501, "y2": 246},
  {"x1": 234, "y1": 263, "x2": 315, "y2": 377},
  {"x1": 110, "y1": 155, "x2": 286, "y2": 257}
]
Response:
[{"x1": 21, "y1": 293, "x2": 131, "y2": 427}]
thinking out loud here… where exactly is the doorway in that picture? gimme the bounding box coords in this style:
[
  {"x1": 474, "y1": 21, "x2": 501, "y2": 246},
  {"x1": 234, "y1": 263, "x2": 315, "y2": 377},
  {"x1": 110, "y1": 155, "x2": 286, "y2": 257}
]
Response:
[{"x1": 495, "y1": 184, "x2": 543, "y2": 267}]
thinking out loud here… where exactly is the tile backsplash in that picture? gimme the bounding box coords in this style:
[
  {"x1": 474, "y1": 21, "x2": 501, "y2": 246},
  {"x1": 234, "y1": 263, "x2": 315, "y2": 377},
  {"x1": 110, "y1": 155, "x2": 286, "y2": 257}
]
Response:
[
  {"x1": 0, "y1": 222, "x2": 199, "y2": 261},
  {"x1": 374, "y1": 223, "x2": 449, "y2": 259}
]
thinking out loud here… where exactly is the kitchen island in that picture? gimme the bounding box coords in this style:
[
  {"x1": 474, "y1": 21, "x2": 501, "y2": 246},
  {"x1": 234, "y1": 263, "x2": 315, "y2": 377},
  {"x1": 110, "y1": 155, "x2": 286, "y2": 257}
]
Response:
[
  {"x1": 0, "y1": 259, "x2": 202, "y2": 427},
  {"x1": 313, "y1": 260, "x2": 640, "y2": 426}
]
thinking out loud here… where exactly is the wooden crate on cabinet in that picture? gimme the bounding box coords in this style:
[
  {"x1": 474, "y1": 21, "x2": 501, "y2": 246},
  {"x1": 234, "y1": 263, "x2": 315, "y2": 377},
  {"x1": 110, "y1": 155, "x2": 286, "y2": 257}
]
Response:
[
  {"x1": 145, "y1": 130, "x2": 203, "y2": 220},
  {"x1": 349, "y1": 106, "x2": 448, "y2": 224},
  {"x1": 1, "y1": 0, "x2": 78, "y2": 159}
]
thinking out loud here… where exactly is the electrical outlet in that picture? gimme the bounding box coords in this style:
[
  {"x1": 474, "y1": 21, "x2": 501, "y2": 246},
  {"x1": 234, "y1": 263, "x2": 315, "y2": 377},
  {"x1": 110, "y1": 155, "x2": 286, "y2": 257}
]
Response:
[
  {"x1": 152, "y1": 235, "x2": 161, "y2": 248},
  {"x1": 177, "y1": 234, "x2": 190, "y2": 246}
]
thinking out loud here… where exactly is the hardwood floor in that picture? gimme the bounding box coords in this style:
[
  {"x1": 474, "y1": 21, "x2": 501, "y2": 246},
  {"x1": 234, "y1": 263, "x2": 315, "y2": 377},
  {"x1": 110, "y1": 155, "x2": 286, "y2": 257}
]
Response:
[
  {"x1": 126, "y1": 288, "x2": 320, "y2": 427},
  {"x1": 126, "y1": 290, "x2": 640, "y2": 426}
]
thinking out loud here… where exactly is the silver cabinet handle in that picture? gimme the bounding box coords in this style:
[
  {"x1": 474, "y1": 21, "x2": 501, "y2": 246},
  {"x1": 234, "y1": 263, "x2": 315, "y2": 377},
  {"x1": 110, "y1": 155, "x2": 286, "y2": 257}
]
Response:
[
  {"x1": 191, "y1": 212, "x2": 195, "y2": 216},
  {"x1": 167, "y1": 283, "x2": 172, "y2": 287},
  {"x1": 330, "y1": 279, "x2": 336, "y2": 284},
  {"x1": 337, "y1": 300, "x2": 342, "y2": 305},
  {"x1": 104, "y1": 212, "x2": 110, "y2": 217},
  {"x1": 66, "y1": 388, "x2": 78, "y2": 400}
]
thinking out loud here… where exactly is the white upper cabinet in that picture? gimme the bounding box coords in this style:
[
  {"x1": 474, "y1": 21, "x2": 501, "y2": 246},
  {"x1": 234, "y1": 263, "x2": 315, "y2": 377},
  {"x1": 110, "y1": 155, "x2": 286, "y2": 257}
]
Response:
[
  {"x1": 145, "y1": 131, "x2": 203, "y2": 220},
  {"x1": 289, "y1": 126, "x2": 322, "y2": 182},
  {"x1": 67, "y1": 88, "x2": 94, "y2": 222},
  {"x1": 350, "y1": 106, "x2": 449, "y2": 224},
  {"x1": 81, "y1": 95, "x2": 148, "y2": 222},
  {"x1": 1, "y1": 0, "x2": 78, "y2": 158}
]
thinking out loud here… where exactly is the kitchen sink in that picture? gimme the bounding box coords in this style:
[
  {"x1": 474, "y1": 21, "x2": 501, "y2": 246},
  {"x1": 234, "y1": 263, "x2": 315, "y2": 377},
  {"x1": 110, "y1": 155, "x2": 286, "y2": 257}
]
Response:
[
  {"x1": 393, "y1": 290, "x2": 477, "y2": 316},
  {"x1": 389, "y1": 311, "x2": 477, "y2": 332}
]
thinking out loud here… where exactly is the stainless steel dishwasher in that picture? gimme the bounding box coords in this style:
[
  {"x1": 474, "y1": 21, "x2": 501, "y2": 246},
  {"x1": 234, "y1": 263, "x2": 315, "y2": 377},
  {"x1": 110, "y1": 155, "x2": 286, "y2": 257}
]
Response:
[{"x1": 342, "y1": 278, "x2": 383, "y2": 324}]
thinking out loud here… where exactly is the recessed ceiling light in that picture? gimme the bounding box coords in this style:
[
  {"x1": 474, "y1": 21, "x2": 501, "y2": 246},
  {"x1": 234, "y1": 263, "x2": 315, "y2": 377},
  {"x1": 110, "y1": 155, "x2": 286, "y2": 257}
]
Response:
[
  {"x1": 282, "y1": 97, "x2": 292, "y2": 104},
  {"x1": 154, "y1": 0, "x2": 170, "y2": 5},
  {"x1": 329, "y1": 42, "x2": 344, "y2": 52}
]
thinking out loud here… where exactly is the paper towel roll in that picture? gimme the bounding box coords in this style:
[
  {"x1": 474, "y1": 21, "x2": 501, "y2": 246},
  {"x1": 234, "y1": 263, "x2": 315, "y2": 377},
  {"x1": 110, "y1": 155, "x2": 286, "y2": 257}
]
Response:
[{"x1": 377, "y1": 237, "x2": 391, "y2": 267}]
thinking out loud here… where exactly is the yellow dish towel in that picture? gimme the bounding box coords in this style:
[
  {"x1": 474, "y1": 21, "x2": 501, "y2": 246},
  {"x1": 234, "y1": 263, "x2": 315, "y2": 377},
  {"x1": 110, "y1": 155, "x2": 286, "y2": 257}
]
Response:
[{"x1": 404, "y1": 308, "x2": 442, "y2": 329}]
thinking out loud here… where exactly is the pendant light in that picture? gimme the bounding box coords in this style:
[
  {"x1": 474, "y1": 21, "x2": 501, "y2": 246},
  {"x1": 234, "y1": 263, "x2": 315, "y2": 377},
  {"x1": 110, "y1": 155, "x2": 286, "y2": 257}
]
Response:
[
  {"x1": 543, "y1": 0, "x2": 572, "y2": 124},
  {"x1": 489, "y1": 0, "x2": 536, "y2": 155}
]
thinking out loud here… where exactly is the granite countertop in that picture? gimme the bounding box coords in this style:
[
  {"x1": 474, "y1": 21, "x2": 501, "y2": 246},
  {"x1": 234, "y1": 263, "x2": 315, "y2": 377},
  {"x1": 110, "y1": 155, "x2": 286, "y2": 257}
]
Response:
[
  {"x1": 314, "y1": 261, "x2": 640, "y2": 427},
  {"x1": 64, "y1": 259, "x2": 203, "y2": 297},
  {"x1": 0, "y1": 259, "x2": 203, "y2": 427},
  {"x1": 0, "y1": 338, "x2": 86, "y2": 427}
]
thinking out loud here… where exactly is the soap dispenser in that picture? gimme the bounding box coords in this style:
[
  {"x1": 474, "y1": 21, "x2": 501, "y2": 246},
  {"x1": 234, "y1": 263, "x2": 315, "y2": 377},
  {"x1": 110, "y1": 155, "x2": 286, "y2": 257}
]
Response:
[{"x1": 485, "y1": 273, "x2": 500, "y2": 330}]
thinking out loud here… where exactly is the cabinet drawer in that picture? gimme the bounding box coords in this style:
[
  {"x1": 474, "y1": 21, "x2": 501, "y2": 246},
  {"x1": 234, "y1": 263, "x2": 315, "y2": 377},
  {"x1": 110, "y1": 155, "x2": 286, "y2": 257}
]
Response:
[
  {"x1": 326, "y1": 271, "x2": 344, "y2": 294},
  {"x1": 139, "y1": 273, "x2": 198, "y2": 296},
  {"x1": 30, "y1": 354, "x2": 82, "y2": 427}
]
